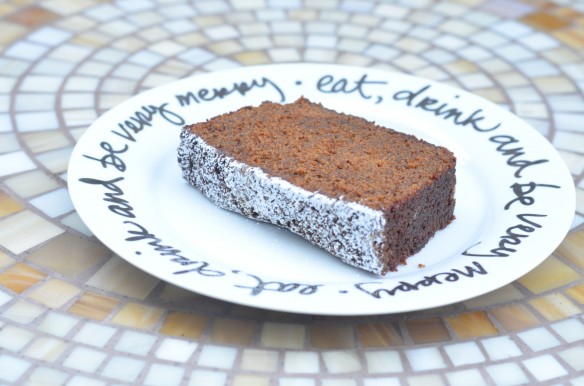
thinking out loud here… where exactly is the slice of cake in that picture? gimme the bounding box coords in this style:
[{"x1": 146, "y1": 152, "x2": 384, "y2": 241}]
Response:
[{"x1": 177, "y1": 97, "x2": 456, "y2": 275}]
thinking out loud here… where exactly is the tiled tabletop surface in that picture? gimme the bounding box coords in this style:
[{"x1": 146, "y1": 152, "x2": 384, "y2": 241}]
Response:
[{"x1": 1, "y1": 0, "x2": 584, "y2": 385}]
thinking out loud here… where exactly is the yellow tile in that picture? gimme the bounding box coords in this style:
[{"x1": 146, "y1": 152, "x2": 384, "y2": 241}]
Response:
[
  {"x1": 0, "y1": 21, "x2": 28, "y2": 45},
  {"x1": 446, "y1": 311, "x2": 498, "y2": 338},
  {"x1": 86, "y1": 256, "x2": 159, "y2": 300},
  {"x1": 0, "y1": 262, "x2": 46, "y2": 293},
  {"x1": 3, "y1": 170, "x2": 60, "y2": 198},
  {"x1": 209, "y1": 317, "x2": 255, "y2": 345},
  {"x1": 357, "y1": 322, "x2": 403, "y2": 347},
  {"x1": 260, "y1": 322, "x2": 306, "y2": 349},
  {"x1": 159, "y1": 311, "x2": 207, "y2": 339},
  {"x1": 464, "y1": 284, "x2": 524, "y2": 308},
  {"x1": 443, "y1": 60, "x2": 478, "y2": 75},
  {"x1": 21, "y1": 131, "x2": 70, "y2": 154},
  {"x1": 23, "y1": 337, "x2": 68, "y2": 362},
  {"x1": 565, "y1": 283, "x2": 584, "y2": 304},
  {"x1": 541, "y1": 47, "x2": 581, "y2": 64},
  {"x1": 68, "y1": 292, "x2": 119, "y2": 320},
  {"x1": 28, "y1": 279, "x2": 81, "y2": 308},
  {"x1": 472, "y1": 88, "x2": 507, "y2": 104},
  {"x1": 529, "y1": 293, "x2": 580, "y2": 321},
  {"x1": 405, "y1": 317, "x2": 451, "y2": 344},
  {"x1": 553, "y1": 29, "x2": 584, "y2": 49},
  {"x1": 111, "y1": 302, "x2": 164, "y2": 330},
  {"x1": 518, "y1": 256, "x2": 581, "y2": 294},
  {"x1": 233, "y1": 51, "x2": 271, "y2": 65},
  {"x1": 241, "y1": 349, "x2": 278, "y2": 372},
  {"x1": 556, "y1": 230, "x2": 584, "y2": 270},
  {"x1": 72, "y1": 31, "x2": 111, "y2": 47},
  {"x1": 0, "y1": 190, "x2": 23, "y2": 218},
  {"x1": 310, "y1": 324, "x2": 355, "y2": 349},
  {"x1": 533, "y1": 76, "x2": 578, "y2": 94},
  {"x1": 36, "y1": 147, "x2": 73, "y2": 174},
  {"x1": 493, "y1": 71, "x2": 529, "y2": 87},
  {"x1": 232, "y1": 375, "x2": 270, "y2": 386},
  {"x1": 490, "y1": 304, "x2": 540, "y2": 332},
  {"x1": 521, "y1": 12, "x2": 570, "y2": 30},
  {"x1": 0, "y1": 210, "x2": 63, "y2": 254},
  {"x1": 27, "y1": 233, "x2": 108, "y2": 278}
]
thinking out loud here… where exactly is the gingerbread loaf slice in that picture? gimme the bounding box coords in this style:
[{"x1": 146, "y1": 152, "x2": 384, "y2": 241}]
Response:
[{"x1": 177, "y1": 97, "x2": 456, "y2": 275}]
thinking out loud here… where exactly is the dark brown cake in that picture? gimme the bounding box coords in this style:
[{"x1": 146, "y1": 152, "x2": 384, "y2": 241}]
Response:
[{"x1": 178, "y1": 97, "x2": 456, "y2": 275}]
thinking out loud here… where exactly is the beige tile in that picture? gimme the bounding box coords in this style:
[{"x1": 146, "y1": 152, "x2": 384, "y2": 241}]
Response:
[
  {"x1": 111, "y1": 302, "x2": 164, "y2": 330},
  {"x1": 0, "y1": 210, "x2": 64, "y2": 254},
  {"x1": 0, "y1": 251, "x2": 15, "y2": 269},
  {"x1": 518, "y1": 256, "x2": 581, "y2": 294},
  {"x1": 86, "y1": 256, "x2": 159, "y2": 300},
  {"x1": 260, "y1": 322, "x2": 306, "y2": 349},
  {"x1": 28, "y1": 279, "x2": 81, "y2": 308},
  {"x1": 27, "y1": 233, "x2": 108, "y2": 278}
]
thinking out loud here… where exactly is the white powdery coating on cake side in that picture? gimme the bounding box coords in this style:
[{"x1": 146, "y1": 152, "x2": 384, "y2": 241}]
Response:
[{"x1": 178, "y1": 130, "x2": 388, "y2": 275}]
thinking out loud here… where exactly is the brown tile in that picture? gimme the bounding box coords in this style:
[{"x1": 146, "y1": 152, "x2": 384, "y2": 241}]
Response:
[
  {"x1": 0, "y1": 262, "x2": 46, "y2": 293},
  {"x1": 68, "y1": 292, "x2": 119, "y2": 320},
  {"x1": 566, "y1": 283, "x2": 584, "y2": 304},
  {"x1": 0, "y1": 190, "x2": 23, "y2": 218},
  {"x1": 159, "y1": 311, "x2": 208, "y2": 339},
  {"x1": 111, "y1": 302, "x2": 164, "y2": 330},
  {"x1": 8, "y1": 6, "x2": 59, "y2": 27},
  {"x1": 310, "y1": 324, "x2": 355, "y2": 349},
  {"x1": 529, "y1": 293, "x2": 580, "y2": 321},
  {"x1": 490, "y1": 304, "x2": 540, "y2": 332},
  {"x1": 518, "y1": 256, "x2": 581, "y2": 294},
  {"x1": 26, "y1": 233, "x2": 109, "y2": 278},
  {"x1": 445, "y1": 311, "x2": 498, "y2": 339},
  {"x1": 521, "y1": 12, "x2": 570, "y2": 30},
  {"x1": 405, "y1": 317, "x2": 451, "y2": 344},
  {"x1": 209, "y1": 317, "x2": 256, "y2": 345},
  {"x1": 555, "y1": 230, "x2": 584, "y2": 270},
  {"x1": 356, "y1": 322, "x2": 404, "y2": 347}
]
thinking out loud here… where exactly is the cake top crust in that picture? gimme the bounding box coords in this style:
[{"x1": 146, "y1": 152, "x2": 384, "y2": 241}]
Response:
[{"x1": 185, "y1": 97, "x2": 456, "y2": 209}]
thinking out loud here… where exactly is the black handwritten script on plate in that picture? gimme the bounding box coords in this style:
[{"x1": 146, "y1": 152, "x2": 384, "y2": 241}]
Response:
[{"x1": 76, "y1": 68, "x2": 564, "y2": 303}]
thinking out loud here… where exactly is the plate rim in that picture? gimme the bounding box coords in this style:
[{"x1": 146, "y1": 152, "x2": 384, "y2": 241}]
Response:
[{"x1": 67, "y1": 63, "x2": 576, "y2": 315}]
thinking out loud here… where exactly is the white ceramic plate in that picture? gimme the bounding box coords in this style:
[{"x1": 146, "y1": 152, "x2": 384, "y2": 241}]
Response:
[{"x1": 68, "y1": 64, "x2": 575, "y2": 315}]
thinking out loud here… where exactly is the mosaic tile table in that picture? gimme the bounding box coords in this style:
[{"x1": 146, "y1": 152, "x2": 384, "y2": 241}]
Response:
[{"x1": 1, "y1": 0, "x2": 584, "y2": 385}]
